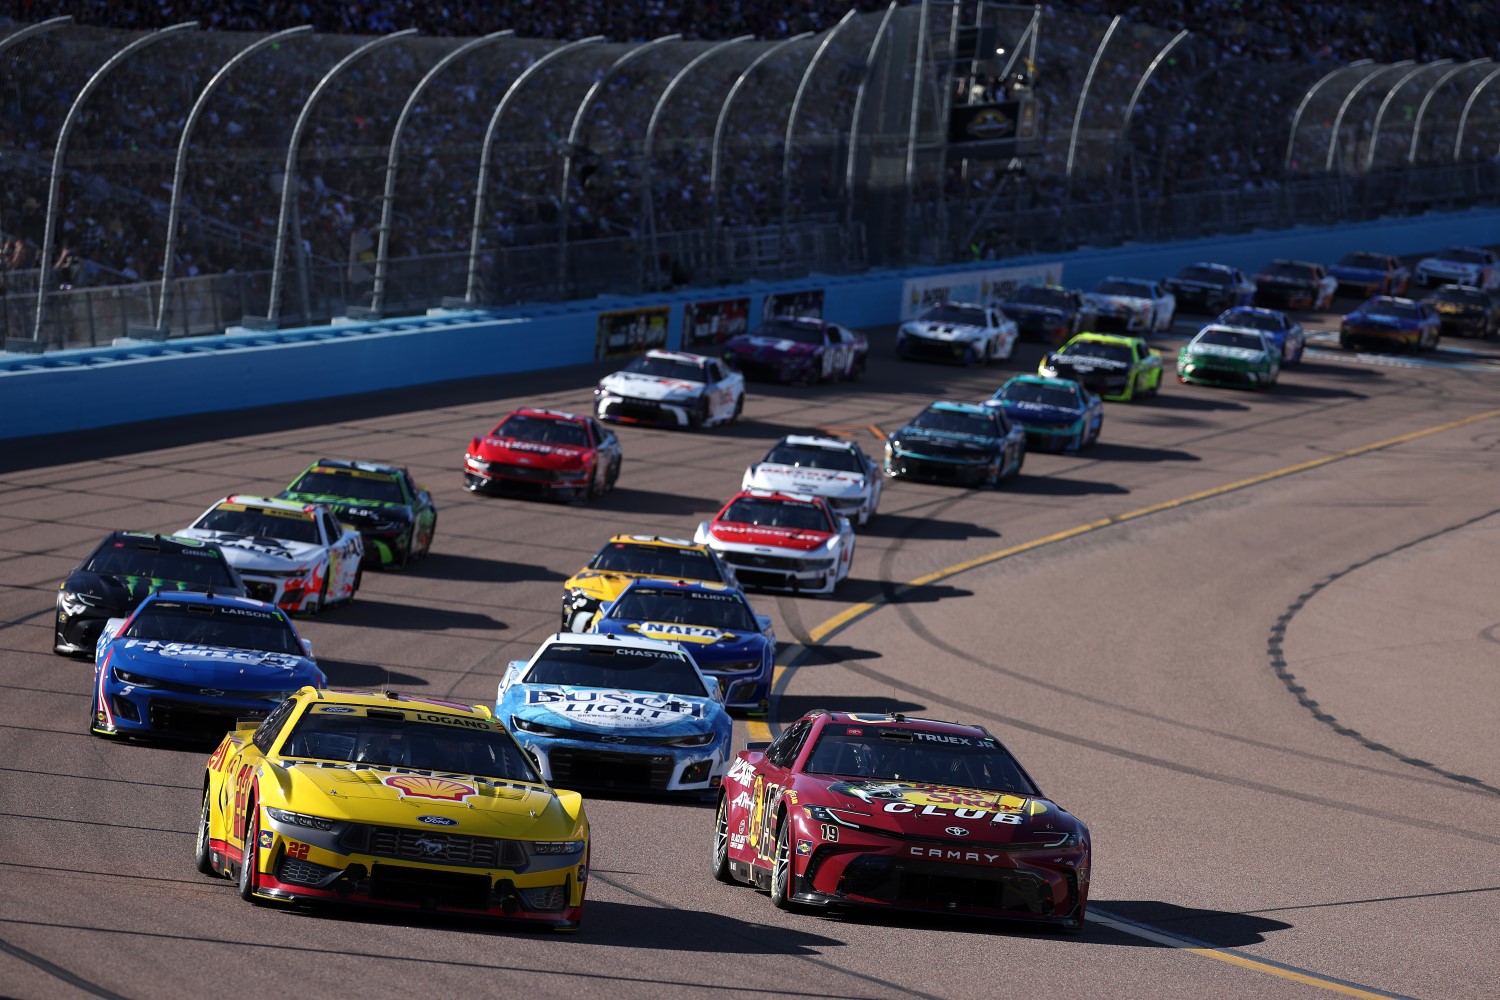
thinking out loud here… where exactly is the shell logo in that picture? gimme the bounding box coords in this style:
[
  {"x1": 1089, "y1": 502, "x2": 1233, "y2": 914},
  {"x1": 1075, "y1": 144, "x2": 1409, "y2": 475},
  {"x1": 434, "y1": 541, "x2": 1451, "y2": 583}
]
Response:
[{"x1": 381, "y1": 774, "x2": 478, "y2": 802}]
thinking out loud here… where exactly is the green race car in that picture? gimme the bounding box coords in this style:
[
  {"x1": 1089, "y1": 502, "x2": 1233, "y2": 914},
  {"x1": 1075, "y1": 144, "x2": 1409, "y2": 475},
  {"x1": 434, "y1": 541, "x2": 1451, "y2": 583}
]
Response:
[
  {"x1": 1038, "y1": 332, "x2": 1163, "y2": 402},
  {"x1": 1177, "y1": 324, "x2": 1280, "y2": 390},
  {"x1": 279, "y1": 459, "x2": 437, "y2": 569}
]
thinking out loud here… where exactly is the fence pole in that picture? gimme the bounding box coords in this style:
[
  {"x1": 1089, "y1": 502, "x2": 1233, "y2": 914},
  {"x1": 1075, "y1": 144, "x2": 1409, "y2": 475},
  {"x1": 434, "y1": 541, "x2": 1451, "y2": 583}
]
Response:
[
  {"x1": 1064, "y1": 14, "x2": 1120, "y2": 194},
  {"x1": 1326, "y1": 62, "x2": 1411, "y2": 172},
  {"x1": 1284, "y1": 60, "x2": 1370, "y2": 172},
  {"x1": 845, "y1": 4, "x2": 899, "y2": 233},
  {"x1": 1407, "y1": 59, "x2": 1489, "y2": 165},
  {"x1": 784, "y1": 11, "x2": 858, "y2": 267},
  {"x1": 1454, "y1": 65, "x2": 1500, "y2": 161},
  {"x1": 1363, "y1": 62, "x2": 1446, "y2": 174}
]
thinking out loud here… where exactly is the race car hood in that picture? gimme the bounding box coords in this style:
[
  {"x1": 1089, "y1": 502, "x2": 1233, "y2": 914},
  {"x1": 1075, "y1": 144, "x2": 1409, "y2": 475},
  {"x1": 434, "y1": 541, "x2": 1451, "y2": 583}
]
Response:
[
  {"x1": 1255, "y1": 274, "x2": 1315, "y2": 290},
  {"x1": 1049, "y1": 352, "x2": 1130, "y2": 373},
  {"x1": 1002, "y1": 303, "x2": 1067, "y2": 321},
  {"x1": 818, "y1": 779, "x2": 1067, "y2": 844},
  {"x1": 1083, "y1": 292, "x2": 1149, "y2": 314},
  {"x1": 67, "y1": 570, "x2": 203, "y2": 610},
  {"x1": 564, "y1": 570, "x2": 648, "y2": 604},
  {"x1": 725, "y1": 334, "x2": 818, "y2": 359},
  {"x1": 890, "y1": 427, "x2": 998, "y2": 457},
  {"x1": 599, "y1": 370, "x2": 704, "y2": 403},
  {"x1": 602, "y1": 619, "x2": 756, "y2": 647},
  {"x1": 1345, "y1": 309, "x2": 1417, "y2": 330},
  {"x1": 282, "y1": 493, "x2": 410, "y2": 528},
  {"x1": 1183, "y1": 343, "x2": 1270, "y2": 364},
  {"x1": 268, "y1": 762, "x2": 573, "y2": 837},
  {"x1": 993, "y1": 399, "x2": 1081, "y2": 427},
  {"x1": 708, "y1": 520, "x2": 832, "y2": 551},
  {"x1": 472, "y1": 435, "x2": 589, "y2": 469},
  {"x1": 107, "y1": 638, "x2": 318, "y2": 690},
  {"x1": 179, "y1": 530, "x2": 322, "y2": 571},
  {"x1": 744, "y1": 463, "x2": 866, "y2": 500},
  {"x1": 1328, "y1": 264, "x2": 1385, "y2": 281},
  {"x1": 902, "y1": 320, "x2": 983, "y2": 342},
  {"x1": 1166, "y1": 278, "x2": 1231, "y2": 292},
  {"x1": 508, "y1": 685, "x2": 714, "y2": 734},
  {"x1": 1418, "y1": 257, "x2": 1481, "y2": 277}
]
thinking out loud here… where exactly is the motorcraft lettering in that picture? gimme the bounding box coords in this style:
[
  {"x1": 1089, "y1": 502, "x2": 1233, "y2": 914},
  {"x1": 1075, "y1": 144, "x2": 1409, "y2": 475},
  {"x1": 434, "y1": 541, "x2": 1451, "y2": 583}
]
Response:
[
  {"x1": 488, "y1": 438, "x2": 580, "y2": 457},
  {"x1": 526, "y1": 689, "x2": 705, "y2": 721},
  {"x1": 759, "y1": 465, "x2": 859, "y2": 484},
  {"x1": 713, "y1": 523, "x2": 827, "y2": 543}
]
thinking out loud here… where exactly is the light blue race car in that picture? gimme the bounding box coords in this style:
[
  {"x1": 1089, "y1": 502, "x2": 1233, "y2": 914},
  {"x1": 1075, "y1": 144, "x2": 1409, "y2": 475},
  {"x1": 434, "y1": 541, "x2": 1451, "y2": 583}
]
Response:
[
  {"x1": 91, "y1": 590, "x2": 323, "y2": 742},
  {"x1": 497, "y1": 632, "x2": 734, "y2": 796},
  {"x1": 589, "y1": 578, "x2": 775, "y2": 714}
]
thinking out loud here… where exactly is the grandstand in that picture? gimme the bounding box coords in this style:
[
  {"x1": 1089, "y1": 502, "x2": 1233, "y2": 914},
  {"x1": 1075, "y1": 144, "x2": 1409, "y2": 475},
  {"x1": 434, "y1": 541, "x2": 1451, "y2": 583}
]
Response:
[{"x1": 2, "y1": 2, "x2": 1498, "y2": 350}]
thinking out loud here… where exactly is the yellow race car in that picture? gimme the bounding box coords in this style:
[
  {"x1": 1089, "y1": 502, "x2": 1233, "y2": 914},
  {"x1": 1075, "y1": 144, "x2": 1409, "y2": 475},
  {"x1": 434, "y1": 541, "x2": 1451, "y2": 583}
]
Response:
[
  {"x1": 195, "y1": 687, "x2": 589, "y2": 929},
  {"x1": 560, "y1": 534, "x2": 737, "y2": 632}
]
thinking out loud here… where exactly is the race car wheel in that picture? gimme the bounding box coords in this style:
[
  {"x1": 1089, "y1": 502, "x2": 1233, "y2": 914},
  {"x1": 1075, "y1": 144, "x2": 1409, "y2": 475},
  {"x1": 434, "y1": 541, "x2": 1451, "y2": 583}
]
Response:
[
  {"x1": 712, "y1": 796, "x2": 737, "y2": 885},
  {"x1": 238, "y1": 801, "x2": 264, "y2": 904},
  {"x1": 729, "y1": 393, "x2": 744, "y2": 423},
  {"x1": 349, "y1": 566, "x2": 363, "y2": 602},
  {"x1": 310, "y1": 575, "x2": 330, "y2": 616},
  {"x1": 605, "y1": 456, "x2": 621, "y2": 494},
  {"x1": 397, "y1": 526, "x2": 416, "y2": 568},
  {"x1": 770, "y1": 817, "x2": 797, "y2": 910},
  {"x1": 194, "y1": 787, "x2": 217, "y2": 877},
  {"x1": 567, "y1": 609, "x2": 594, "y2": 633},
  {"x1": 964, "y1": 345, "x2": 982, "y2": 368},
  {"x1": 419, "y1": 515, "x2": 436, "y2": 560},
  {"x1": 688, "y1": 397, "x2": 709, "y2": 431}
]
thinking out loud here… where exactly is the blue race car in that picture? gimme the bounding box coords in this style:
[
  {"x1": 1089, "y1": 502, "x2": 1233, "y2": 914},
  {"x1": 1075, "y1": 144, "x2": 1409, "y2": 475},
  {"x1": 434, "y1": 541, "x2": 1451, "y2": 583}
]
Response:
[
  {"x1": 1327, "y1": 251, "x2": 1409, "y2": 299},
  {"x1": 497, "y1": 632, "x2": 734, "y2": 795},
  {"x1": 985, "y1": 375, "x2": 1103, "y2": 452},
  {"x1": 589, "y1": 578, "x2": 775, "y2": 714},
  {"x1": 1340, "y1": 296, "x2": 1441, "y2": 353},
  {"x1": 91, "y1": 591, "x2": 323, "y2": 742},
  {"x1": 1215, "y1": 305, "x2": 1306, "y2": 365},
  {"x1": 883, "y1": 400, "x2": 1027, "y2": 487}
]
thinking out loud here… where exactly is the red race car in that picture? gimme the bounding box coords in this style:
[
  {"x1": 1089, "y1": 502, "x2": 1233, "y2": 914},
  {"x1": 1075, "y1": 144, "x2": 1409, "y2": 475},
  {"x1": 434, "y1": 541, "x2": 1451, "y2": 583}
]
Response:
[
  {"x1": 713, "y1": 710, "x2": 1091, "y2": 931},
  {"x1": 464, "y1": 407, "x2": 622, "y2": 502},
  {"x1": 693, "y1": 488, "x2": 855, "y2": 595}
]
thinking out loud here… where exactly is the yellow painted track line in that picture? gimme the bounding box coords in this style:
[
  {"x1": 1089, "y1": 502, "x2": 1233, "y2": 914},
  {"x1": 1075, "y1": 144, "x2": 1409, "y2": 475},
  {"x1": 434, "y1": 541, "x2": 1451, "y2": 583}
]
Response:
[
  {"x1": 745, "y1": 405, "x2": 1500, "y2": 990},
  {"x1": 1088, "y1": 910, "x2": 1414, "y2": 999}
]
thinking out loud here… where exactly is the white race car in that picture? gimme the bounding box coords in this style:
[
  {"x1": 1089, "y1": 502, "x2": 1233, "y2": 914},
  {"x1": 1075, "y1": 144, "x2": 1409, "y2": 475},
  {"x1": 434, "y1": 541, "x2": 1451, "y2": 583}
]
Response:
[
  {"x1": 1084, "y1": 276, "x2": 1177, "y2": 333},
  {"x1": 1413, "y1": 246, "x2": 1500, "y2": 290},
  {"x1": 741, "y1": 434, "x2": 882, "y2": 527},
  {"x1": 694, "y1": 488, "x2": 855, "y2": 595},
  {"x1": 897, "y1": 301, "x2": 1019, "y2": 365},
  {"x1": 595, "y1": 349, "x2": 745, "y2": 430},
  {"x1": 178, "y1": 495, "x2": 363, "y2": 614}
]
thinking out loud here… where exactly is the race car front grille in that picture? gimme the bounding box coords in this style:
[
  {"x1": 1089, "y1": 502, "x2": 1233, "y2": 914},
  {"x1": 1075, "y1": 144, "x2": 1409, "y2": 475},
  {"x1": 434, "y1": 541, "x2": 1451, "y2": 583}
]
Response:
[
  {"x1": 719, "y1": 551, "x2": 803, "y2": 572},
  {"x1": 903, "y1": 337, "x2": 970, "y2": 362},
  {"x1": 837, "y1": 856, "x2": 1054, "y2": 914},
  {"x1": 277, "y1": 856, "x2": 341, "y2": 887},
  {"x1": 488, "y1": 463, "x2": 563, "y2": 482},
  {"x1": 341, "y1": 825, "x2": 527, "y2": 869},
  {"x1": 726, "y1": 357, "x2": 790, "y2": 381},
  {"x1": 603, "y1": 398, "x2": 666, "y2": 422},
  {"x1": 554, "y1": 729, "x2": 681, "y2": 747},
  {"x1": 1184, "y1": 364, "x2": 1259, "y2": 386},
  {"x1": 889, "y1": 456, "x2": 987, "y2": 484},
  {"x1": 243, "y1": 581, "x2": 278, "y2": 602},
  {"x1": 548, "y1": 747, "x2": 676, "y2": 790},
  {"x1": 519, "y1": 884, "x2": 568, "y2": 911},
  {"x1": 147, "y1": 699, "x2": 266, "y2": 740},
  {"x1": 369, "y1": 863, "x2": 490, "y2": 910}
]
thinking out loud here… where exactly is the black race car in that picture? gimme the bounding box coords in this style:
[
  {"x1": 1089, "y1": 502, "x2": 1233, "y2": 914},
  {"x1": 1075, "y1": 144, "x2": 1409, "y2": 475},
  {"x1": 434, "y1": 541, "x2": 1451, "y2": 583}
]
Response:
[
  {"x1": 1163, "y1": 262, "x2": 1256, "y2": 313},
  {"x1": 999, "y1": 284, "x2": 1095, "y2": 345},
  {"x1": 279, "y1": 459, "x2": 437, "y2": 569},
  {"x1": 54, "y1": 531, "x2": 245, "y2": 657},
  {"x1": 1422, "y1": 284, "x2": 1499, "y2": 339}
]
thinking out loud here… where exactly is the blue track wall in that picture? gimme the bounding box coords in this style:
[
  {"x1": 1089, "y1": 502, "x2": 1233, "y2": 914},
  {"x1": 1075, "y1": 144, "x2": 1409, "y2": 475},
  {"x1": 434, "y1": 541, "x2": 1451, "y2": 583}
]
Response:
[{"x1": 4, "y1": 207, "x2": 1497, "y2": 441}]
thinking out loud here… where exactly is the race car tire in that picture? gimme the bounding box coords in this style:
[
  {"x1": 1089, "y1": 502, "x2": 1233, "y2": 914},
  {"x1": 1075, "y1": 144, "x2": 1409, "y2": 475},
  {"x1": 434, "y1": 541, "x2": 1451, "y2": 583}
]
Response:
[
  {"x1": 349, "y1": 566, "x2": 363, "y2": 603},
  {"x1": 688, "y1": 397, "x2": 709, "y2": 431},
  {"x1": 1068, "y1": 431, "x2": 1085, "y2": 452},
  {"x1": 712, "y1": 795, "x2": 737, "y2": 885},
  {"x1": 729, "y1": 393, "x2": 744, "y2": 423},
  {"x1": 771, "y1": 817, "x2": 798, "y2": 910},
  {"x1": 238, "y1": 801, "x2": 264, "y2": 904},
  {"x1": 567, "y1": 609, "x2": 594, "y2": 633},
  {"x1": 311, "y1": 575, "x2": 330, "y2": 616},
  {"x1": 419, "y1": 514, "x2": 436, "y2": 560},
  {"x1": 964, "y1": 345, "x2": 983, "y2": 368},
  {"x1": 194, "y1": 787, "x2": 218, "y2": 877},
  {"x1": 605, "y1": 456, "x2": 621, "y2": 494}
]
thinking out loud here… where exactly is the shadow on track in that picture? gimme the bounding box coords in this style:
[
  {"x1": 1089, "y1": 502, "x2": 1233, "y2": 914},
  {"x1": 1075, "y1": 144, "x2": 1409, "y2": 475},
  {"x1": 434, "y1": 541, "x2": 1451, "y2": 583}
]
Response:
[
  {"x1": 1004, "y1": 476, "x2": 1130, "y2": 497},
  {"x1": 777, "y1": 694, "x2": 925, "y2": 718},
  {"x1": 319, "y1": 659, "x2": 430, "y2": 689},
  {"x1": 860, "y1": 513, "x2": 1001, "y2": 541},
  {"x1": 1083, "y1": 442, "x2": 1200, "y2": 463},
  {"x1": 413, "y1": 552, "x2": 560, "y2": 586},
  {"x1": 332, "y1": 598, "x2": 506, "y2": 632},
  {"x1": 1093, "y1": 901, "x2": 1293, "y2": 948}
]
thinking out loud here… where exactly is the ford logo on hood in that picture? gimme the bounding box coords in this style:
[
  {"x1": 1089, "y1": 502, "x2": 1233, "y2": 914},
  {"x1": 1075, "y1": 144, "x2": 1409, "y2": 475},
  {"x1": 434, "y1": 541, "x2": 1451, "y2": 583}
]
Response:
[{"x1": 417, "y1": 815, "x2": 459, "y2": 826}]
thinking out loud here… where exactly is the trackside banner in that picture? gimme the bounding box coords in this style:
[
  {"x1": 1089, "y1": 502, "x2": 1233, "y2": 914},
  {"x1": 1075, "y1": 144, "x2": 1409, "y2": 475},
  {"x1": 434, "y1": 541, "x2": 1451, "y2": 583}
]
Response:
[{"x1": 900, "y1": 263, "x2": 1064, "y2": 320}]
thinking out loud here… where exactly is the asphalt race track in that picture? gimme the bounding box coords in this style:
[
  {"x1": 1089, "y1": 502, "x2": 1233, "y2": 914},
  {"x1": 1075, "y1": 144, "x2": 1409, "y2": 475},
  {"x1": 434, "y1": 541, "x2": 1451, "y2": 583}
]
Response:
[{"x1": 2, "y1": 300, "x2": 1498, "y2": 999}]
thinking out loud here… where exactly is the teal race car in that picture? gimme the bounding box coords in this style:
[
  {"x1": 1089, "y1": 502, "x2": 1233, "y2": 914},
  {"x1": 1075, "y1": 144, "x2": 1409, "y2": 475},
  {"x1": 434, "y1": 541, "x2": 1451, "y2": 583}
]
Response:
[
  {"x1": 985, "y1": 375, "x2": 1103, "y2": 452},
  {"x1": 1177, "y1": 325, "x2": 1280, "y2": 390},
  {"x1": 279, "y1": 459, "x2": 437, "y2": 569}
]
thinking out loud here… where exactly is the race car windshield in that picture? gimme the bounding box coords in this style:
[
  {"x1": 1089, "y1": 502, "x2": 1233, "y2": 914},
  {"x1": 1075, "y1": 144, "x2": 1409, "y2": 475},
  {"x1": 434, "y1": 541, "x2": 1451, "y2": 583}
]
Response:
[
  {"x1": 524, "y1": 644, "x2": 709, "y2": 697},
  {"x1": 918, "y1": 305, "x2": 987, "y2": 326},
  {"x1": 1361, "y1": 298, "x2": 1421, "y2": 319},
  {"x1": 1432, "y1": 288, "x2": 1490, "y2": 307},
  {"x1": 194, "y1": 504, "x2": 320, "y2": 544},
  {"x1": 1093, "y1": 279, "x2": 1153, "y2": 298},
  {"x1": 1009, "y1": 285, "x2": 1071, "y2": 307},
  {"x1": 624, "y1": 355, "x2": 705, "y2": 382},
  {"x1": 496, "y1": 414, "x2": 590, "y2": 447},
  {"x1": 1058, "y1": 341, "x2": 1134, "y2": 364},
  {"x1": 999, "y1": 381, "x2": 1079, "y2": 407},
  {"x1": 763, "y1": 443, "x2": 863, "y2": 472},
  {"x1": 722, "y1": 497, "x2": 831, "y2": 531},
  {"x1": 908, "y1": 408, "x2": 998, "y2": 439},
  {"x1": 1259, "y1": 262, "x2": 1315, "y2": 280},
  {"x1": 1218, "y1": 310, "x2": 1281, "y2": 332},
  {"x1": 1336, "y1": 252, "x2": 1388, "y2": 269},
  {"x1": 85, "y1": 543, "x2": 238, "y2": 588},
  {"x1": 124, "y1": 601, "x2": 301, "y2": 655},
  {"x1": 280, "y1": 715, "x2": 540, "y2": 782},
  {"x1": 1438, "y1": 248, "x2": 1487, "y2": 264},
  {"x1": 1196, "y1": 329, "x2": 1265, "y2": 350},
  {"x1": 753, "y1": 321, "x2": 824, "y2": 345},
  {"x1": 610, "y1": 587, "x2": 758, "y2": 632},
  {"x1": 805, "y1": 729, "x2": 1038, "y2": 795},
  {"x1": 287, "y1": 469, "x2": 406, "y2": 504},
  {"x1": 589, "y1": 542, "x2": 724, "y2": 582},
  {"x1": 1176, "y1": 265, "x2": 1233, "y2": 286}
]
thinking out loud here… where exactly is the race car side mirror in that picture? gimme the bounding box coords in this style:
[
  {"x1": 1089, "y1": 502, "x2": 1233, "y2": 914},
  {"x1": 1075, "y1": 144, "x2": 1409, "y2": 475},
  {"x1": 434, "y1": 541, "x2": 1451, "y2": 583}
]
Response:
[{"x1": 301, "y1": 638, "x2": 315, "y2": 659}]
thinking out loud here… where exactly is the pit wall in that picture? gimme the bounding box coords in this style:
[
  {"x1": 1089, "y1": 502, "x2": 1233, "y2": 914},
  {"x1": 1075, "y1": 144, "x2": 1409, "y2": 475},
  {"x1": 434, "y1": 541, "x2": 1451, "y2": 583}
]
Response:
[{"x1": 3, "y1": 207, "x2": 1496, "y2": 441}]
